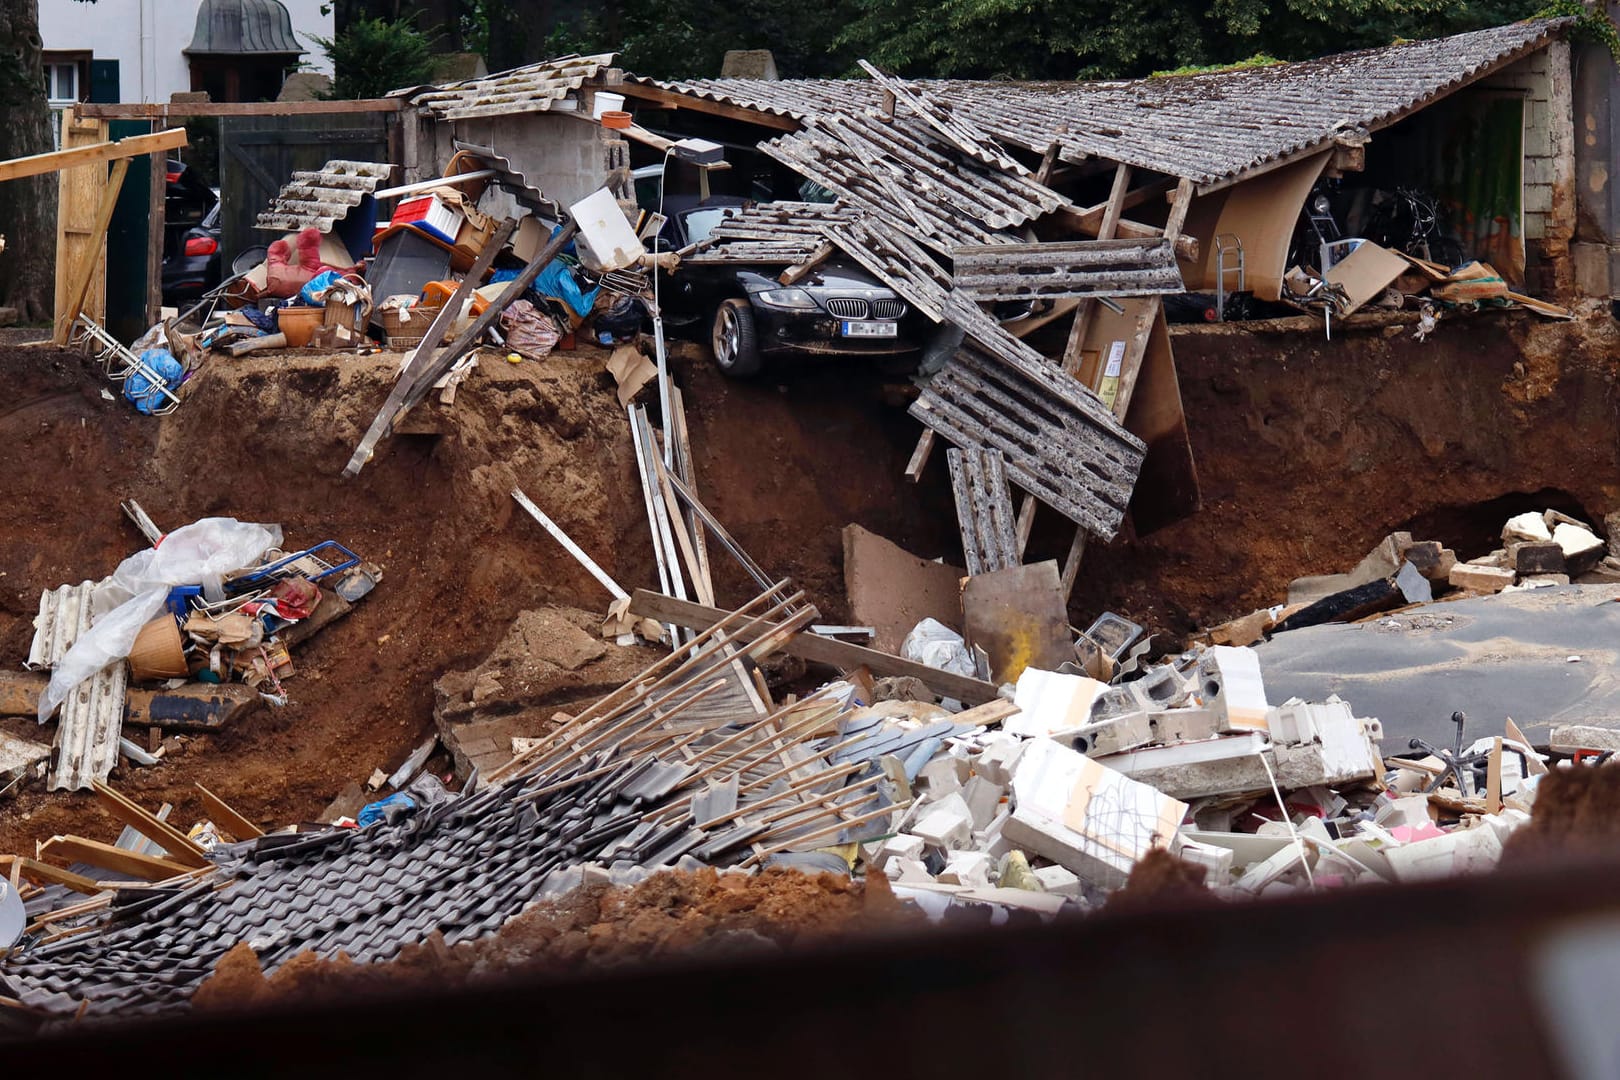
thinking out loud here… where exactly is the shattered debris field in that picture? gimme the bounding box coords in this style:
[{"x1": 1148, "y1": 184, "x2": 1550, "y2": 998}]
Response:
[{"x1": 15, "y1": 19, "x2": 1620, "y2": 1068}]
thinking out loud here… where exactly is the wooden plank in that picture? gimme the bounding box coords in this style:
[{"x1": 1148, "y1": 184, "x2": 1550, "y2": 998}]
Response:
[
  {"x1": 54, "y1": 157, "x2": 129, "y2": 345},
  {"x1": 0, "y1": 126, "x2": 187, "y2": 183},
  {"x1": 0, "y1": 856, "x2": 101, "y2": 896},
  {"x1": 78, "y1": 99, "x2": 401, "y2": 119},
  {"x1": 1111, "y1": 178, "x2": 1193, "y2": 421},
  {"x1": 616, "y1": 82, "x2": 799, "y2": 131},
  {"x1": 146, "y1": 150, "x2": 164, "y2": 327},
  {"x1": 37, "y1": 836, "x2": 192, "y2": 883},
  {"x1": 905, "y1": 429, "x2": 936, "y2": 483},
  {"x1": 630, "y1": 590, "x2": 1000, "y2": 705},
  {"x1": 90, "y1": 781, "x2": 210, "y2": 867},
  {"x1": 1063, "y1": 163, "x2": 1131, "y2": 376},
  {"x1": 194, "y1": 783, "x2": 266, "y2": 840},
  {"x1": 53, "y1": 113, "x2": 107, "y2": 341}
]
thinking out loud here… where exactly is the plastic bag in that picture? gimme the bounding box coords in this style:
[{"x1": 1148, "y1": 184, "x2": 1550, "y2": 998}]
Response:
[
  {"x1": 358, "y1": 792, "x2": 416, "y2": 828},
  {"x1": 499, "y1": 299, "x2": 560, "y2": 360},
  {"x1": 124, "y1": 349, "x2": 183, "y2": 415},
  {"x1": 297, "y1": 269, "x2": 343, "y2": 306},
  {"x1": 38, "y1": 518, "x2": 282, "y2": 723},
  {"x1": 531, "y1": 259, "x2": 599, "y2": 317},
  {"x1": 901, "y1": 618, "x2": 975, "y2": 678}
]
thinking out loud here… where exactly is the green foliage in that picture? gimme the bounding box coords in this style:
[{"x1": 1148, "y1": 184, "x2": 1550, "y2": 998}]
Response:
[
  {"x1": 836, "y1": 0, "x2": 1551, "y2": 80},
  {"x1": 1534, "y1": 0, "x2": 1620, "y2": 58},
  {"x1": 1152, "y1": 53, "x2": 1283, "y2": 77},
  {"x1": 314, "y1": 17, "x2": 437, "y2": 99}
]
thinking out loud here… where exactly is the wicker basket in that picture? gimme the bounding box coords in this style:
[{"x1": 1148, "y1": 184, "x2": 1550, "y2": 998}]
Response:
[{"x1": 380, "y1": 303, "x2": 442, "y2": 350}]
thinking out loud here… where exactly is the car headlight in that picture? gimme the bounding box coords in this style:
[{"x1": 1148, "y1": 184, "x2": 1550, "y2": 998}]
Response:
[{"x1": 755, "y1": 288, "x2": 818, "y2": 309}]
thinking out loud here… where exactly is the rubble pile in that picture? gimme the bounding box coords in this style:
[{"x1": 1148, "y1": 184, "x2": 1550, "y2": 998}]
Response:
[{"x1": 4, "y1": 16, "x2": 1620, "y2": 1039}]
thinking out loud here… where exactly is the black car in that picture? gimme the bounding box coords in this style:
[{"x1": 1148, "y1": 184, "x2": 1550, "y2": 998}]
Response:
[
  {"x1": 659, "y1": 199, "x2": 924, "y2": 377},
  {"x1": 161, "y1": 161, "x2": 222, "y2": 306}
]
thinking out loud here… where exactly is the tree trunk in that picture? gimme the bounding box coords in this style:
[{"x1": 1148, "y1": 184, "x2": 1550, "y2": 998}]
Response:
[{"x1": 0, "y1": 0, "x2": 54, "y2": 322}]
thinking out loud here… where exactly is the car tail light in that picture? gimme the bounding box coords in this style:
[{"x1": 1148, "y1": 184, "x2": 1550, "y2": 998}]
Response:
[{"x1": 184, "y1": 236, "x2": 218, "y2": 256}]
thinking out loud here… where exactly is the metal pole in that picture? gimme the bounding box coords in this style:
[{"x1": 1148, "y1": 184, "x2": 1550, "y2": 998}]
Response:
[{"x1": 510, "y1": 488, "x2": 629, "y2": 602}]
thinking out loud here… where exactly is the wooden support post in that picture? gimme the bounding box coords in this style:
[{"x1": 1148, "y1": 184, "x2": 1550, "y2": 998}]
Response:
[
  {"x1": 1034, "y1": 140, "x2": 1062, "y2": 186},
  {"x1": 54, "y1": 156, "x2": 129, "y2": 345},
  {"x1": 1061, "y1": 163, "x2": 1131, "y2": 377},
  {"x1": 1111, "y1": 178, "x2": 1193, "y2": 421},
  {"x1": 38, "y1": 836, "x2": 192, "y2": 883},
  {"x1": 1015, "y1": 494, "x2": 1037, "y2": 559},
  {"x1": 1060, "y1": 529, "x2": 1088, "y2": 599},
  {"x1": 90, "y1": 780, "x2": 210, "y2": 867},
  {"x1": 146, "y1": 149, "x2": 165, "y2": 327},
  {"x1": 194, "y1": 782, "x2": 266, "y2": 840}
]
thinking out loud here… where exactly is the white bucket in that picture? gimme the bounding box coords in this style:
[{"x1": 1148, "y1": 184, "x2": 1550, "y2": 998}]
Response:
[{"x1": 593, "y1": 91, "x2": 626, "y2": 120}]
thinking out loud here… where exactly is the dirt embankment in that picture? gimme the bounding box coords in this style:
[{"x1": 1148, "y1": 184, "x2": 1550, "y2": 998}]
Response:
[{"x1": 2, "y1": 309, "x2": 1618, "y2": 852}]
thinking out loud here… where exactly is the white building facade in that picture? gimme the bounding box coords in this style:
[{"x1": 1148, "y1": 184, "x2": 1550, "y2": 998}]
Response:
[{"x1": 38, "y1": 0, "x2": 334, "y2": 106}]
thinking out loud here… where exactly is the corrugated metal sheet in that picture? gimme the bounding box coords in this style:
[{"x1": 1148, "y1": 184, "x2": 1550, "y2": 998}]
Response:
[
  {"x1": 952, "y1": 238, "x2": 1185, "y2": 301},
  {"x1": 682, "y1": 202, "x2": 858, "y2": 266},
  {"x1": 409, "y1": 53, "x2": 617, "y2": 121},
  {"x1": 643, "y1": 19, "x2": 1571, "y2": 184},
  {"x1": 29, "y1": 582, "x2": 128, "y2": 793},
  {"x1": 254, "y1": 160, "x2": 394, "y2": 235}
]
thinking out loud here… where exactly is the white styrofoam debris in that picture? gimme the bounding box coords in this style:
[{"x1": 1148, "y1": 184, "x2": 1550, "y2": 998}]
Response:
[
  {"x1": 1383, "y1": 823, "x2": 1504, "y2": 883},
  {"x1": 911, "y1": 792, "x2": 975, "y2": 850}
]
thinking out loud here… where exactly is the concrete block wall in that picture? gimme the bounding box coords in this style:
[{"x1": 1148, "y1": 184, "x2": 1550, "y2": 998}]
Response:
[{"x1": 1478, "y1": 41, "x2": 1576, "y2": 295}]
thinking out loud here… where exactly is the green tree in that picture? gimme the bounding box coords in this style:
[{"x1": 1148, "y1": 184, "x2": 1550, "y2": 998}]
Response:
[
  {"x1": 836, "y1": 0, "x2": 1551, "y2": 80},
  {"x1": 314, "y1": 16, "x2": 437, "y2": 98}
]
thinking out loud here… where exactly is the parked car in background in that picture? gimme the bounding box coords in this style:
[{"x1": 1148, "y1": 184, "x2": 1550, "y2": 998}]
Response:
[
  {"x1": 656, "y1": 196, "x2": 925, "y2": 377},
  {"x1": 161, "y1": 160, "x2": 221, "y2": 306}
]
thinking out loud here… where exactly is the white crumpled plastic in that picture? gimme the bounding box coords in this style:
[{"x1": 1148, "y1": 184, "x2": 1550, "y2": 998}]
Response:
[
  {"x1": 37, "y1": 517, "x2": 282, "y2": 723},
  {"x1": 901, "y1": 618, "x2": 975, "y2": 678}
]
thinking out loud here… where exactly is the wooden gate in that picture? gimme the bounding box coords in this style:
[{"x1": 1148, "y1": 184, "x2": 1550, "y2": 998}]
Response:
[{"x1": 219, "y1": 113, "x2": 394, "y2": 268}]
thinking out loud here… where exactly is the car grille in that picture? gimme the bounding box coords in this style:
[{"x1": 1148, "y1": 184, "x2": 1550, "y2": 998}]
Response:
[
  {"x1": 825, "y1": 298, "x2": 868, "y2": 319},
  {"x1": 871, "y1": 299, "x2": 906, "y2": 319}
]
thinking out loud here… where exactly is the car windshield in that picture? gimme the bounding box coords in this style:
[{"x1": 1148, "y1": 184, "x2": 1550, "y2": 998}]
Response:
[{"x1": 681, "y1": 207, "x2": 737, "y2": 245}]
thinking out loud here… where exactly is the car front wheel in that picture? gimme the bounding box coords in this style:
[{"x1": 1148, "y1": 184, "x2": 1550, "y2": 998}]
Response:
[{"x1": 711, "y1": 298, "x2": 763, "y2": 377}]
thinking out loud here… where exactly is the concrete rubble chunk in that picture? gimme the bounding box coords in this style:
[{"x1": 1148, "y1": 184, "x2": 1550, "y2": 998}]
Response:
[
  {"x1": 1395, "y1": 561, "x2": 1432, "y2": 604},
  {"x1": 1549, "y1": 725, "x2": 1620, "y2": 753},
  {"x1": 1149, "y1": 706, "x2": 1221, "y2": 745},
  {"x1": 1084, "y1": 710, "x2": 1154, "y2": 756},
  {"x1": 1197, "y1": 646, "x2": 1269, "y2": 731},
  {"x1": 1606, "y1": 509, "x2": 1620, "y2": 558},
  {"x1": 1005, "y1": 738, "x2": 1187, "y2": 886},
  {"x1": 1384, "y1": 823, "x2": 1503, "y2": 883},
  {"x1": 917, "y1": 755, "x2": 965, "y2": 799},
  {"x1": 1031, "y1": 865, "x2": 1082, "y2": 898},
  {"x1": 1503, "y1": 512, "x2": 1552, "y2": 544},
  {"x1": 1009, "y1": 668, "x2": 1107, "y2": 740},
  {"x1": 1098, "y1": 731, "x2": 1272, "y2": 799},
  {"x1": 938, "y1": 850, "x2": 993, "y2": 887},
  {"x1": 911, "y1": 792, "x2": 975, "y2": 850},
  {"x1": 873, "y1": 833, "x2": 926, "y2": 869},
  {"x1": 975, "y1": 737, "x2": 1026, "y2": 786},
  {"x1": 1513, "y1": 540, "x2": 1565, "y2": 576},
  {"x1": 1553, "y1": 522, "x2": 1605, "y2": 574},
  {"x1": 960, "y1": 775, "x2": 1004, "y2": 831},
  {"x1": 1174, "y1": 837, "x2": 1236, "y2": 885},
  {"x1": 885, "y1": 857, "x2": 935, "y2": 883},
  {"x1": 1448, "y1": 562, "x2": 1515, "y2": 593},
  {"x1": 0, "y1": 731, "x2": 51, "y2": 796}
]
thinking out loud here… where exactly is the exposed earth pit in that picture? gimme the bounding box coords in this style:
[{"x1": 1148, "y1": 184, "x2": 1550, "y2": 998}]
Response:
[{"x1": 0, "y1": 306, "x2": 1617, "y2": 851}]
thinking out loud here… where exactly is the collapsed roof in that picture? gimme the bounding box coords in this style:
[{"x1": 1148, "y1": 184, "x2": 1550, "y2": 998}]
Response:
[{"x1": 639, "y1": 18, "x2": 1571, "y2": 186}]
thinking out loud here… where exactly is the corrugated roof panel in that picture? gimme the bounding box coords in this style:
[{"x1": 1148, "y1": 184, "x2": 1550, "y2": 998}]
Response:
[
  {"x1": 643, "y1": 18, "x2": 1571, "y2": 184},
  {"x1": 29, "y1": 582, "x2": 128, "y2": 793},
  {"x1": 407, "y1": 53, "x2": 617, "y2": 121},
  {"x1": 254, "y1": 160, "x2": 394, "y2": 235}
]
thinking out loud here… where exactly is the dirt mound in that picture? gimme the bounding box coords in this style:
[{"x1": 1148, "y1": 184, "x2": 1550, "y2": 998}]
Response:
[
  {"x1": 1104, "y1": 849, "x2": 1210, "y2": 913},
  {"x1": 192, "y1": 867, "x2": 915, "y2": 1011},
  {"x1": 1504, "y1": 764, "x2": 1620, "y2": 862}
]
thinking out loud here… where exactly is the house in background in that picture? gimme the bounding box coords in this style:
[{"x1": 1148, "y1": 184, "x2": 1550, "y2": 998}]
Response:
[{"x1": 37, "y1": 0, "x2": 333, "y2": 111}]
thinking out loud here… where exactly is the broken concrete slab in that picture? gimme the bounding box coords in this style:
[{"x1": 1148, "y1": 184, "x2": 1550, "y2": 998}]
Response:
[
  {"x1": 842, "y1": 525, "x2": 965, "y2": 655},
  {"x1": 1096, "y1": 731, "x2": 1272, "y2": 799},
  {"x1": 1286, "y1": 531, "x2": 1409, "y2": 606},
  {"x1": 960, "y1": 561, "x2": 1071, "y2": 685},
  {"x1": 1504, "y1": 512, "x2": 1553, "y2": 544},
  {"x1": 1005, "y1": 737, "x2": 1187, "y2": 887},
  {"x1": 0, "y1": 729, "x2": 51, "y2": 796}
]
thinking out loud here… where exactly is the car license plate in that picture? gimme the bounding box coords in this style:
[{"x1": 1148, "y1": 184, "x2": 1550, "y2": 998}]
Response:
[{"x1": 841, "y1": 320, "x2": 898, "y2": 338}]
